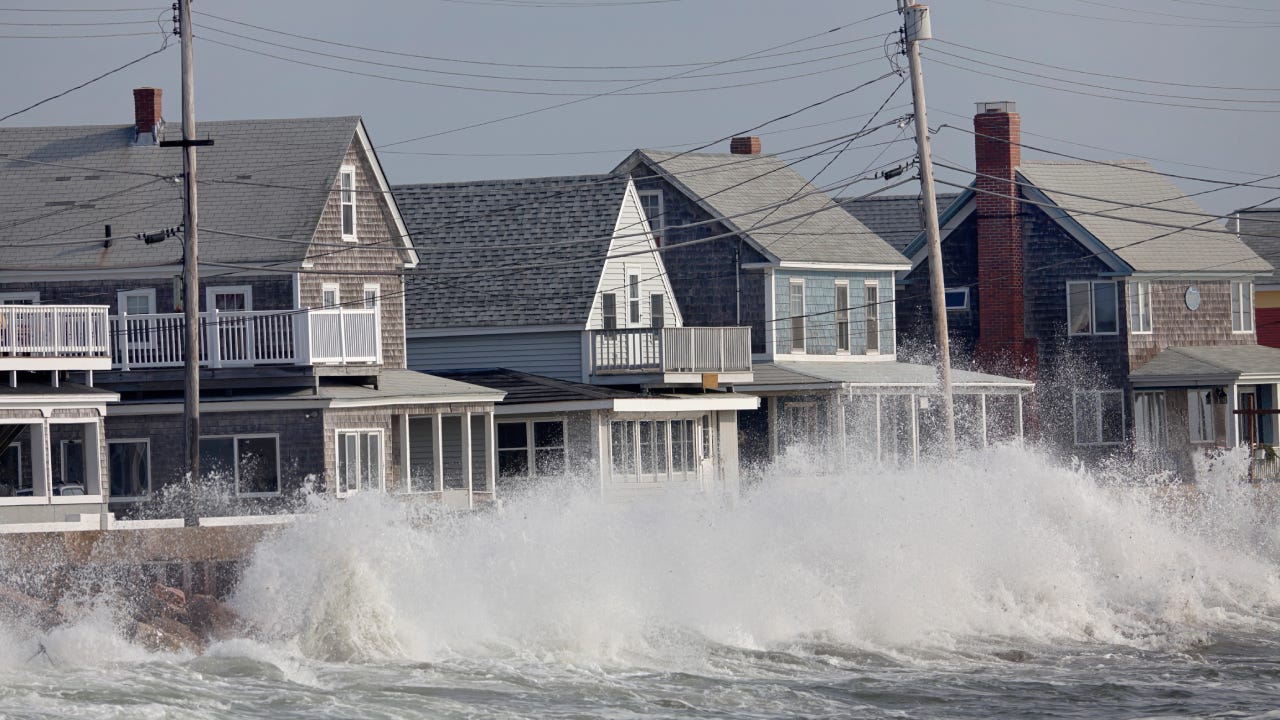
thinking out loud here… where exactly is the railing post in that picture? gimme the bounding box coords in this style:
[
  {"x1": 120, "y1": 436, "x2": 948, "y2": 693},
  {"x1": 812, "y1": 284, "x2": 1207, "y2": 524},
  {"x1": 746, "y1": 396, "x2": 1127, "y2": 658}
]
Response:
[
  {"x1": 337, "y1": 305, "x2": 348, "y2": 363},
  {"x1": 207, "y1": 308, "x2": 221, "y2": 369},
  {"x1": 117, "y1": 308, "x2": 130, "y2": 371},
  {"x1": 295, "y1": 309, "x2": 312, "y2": 366}
]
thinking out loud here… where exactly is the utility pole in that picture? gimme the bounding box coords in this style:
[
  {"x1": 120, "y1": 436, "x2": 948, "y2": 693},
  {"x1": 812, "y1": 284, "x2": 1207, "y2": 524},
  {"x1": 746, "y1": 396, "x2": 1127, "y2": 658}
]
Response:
[{"x1": 899, "y1": 0, "x2": 956, "y2": 455}]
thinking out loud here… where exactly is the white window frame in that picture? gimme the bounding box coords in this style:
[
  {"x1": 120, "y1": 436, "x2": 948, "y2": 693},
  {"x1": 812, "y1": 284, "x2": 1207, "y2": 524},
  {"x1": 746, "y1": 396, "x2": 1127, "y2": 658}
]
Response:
[
  {"x1": 496, "y1": 418, "x2": 567, "y2": 480},
  {"x1": 117, "y1": 288, "x2": 157, "y2": 349},
  {"x1": 638, "y1": 188, "x2": 664, "y2": 237},
  {"x1": 835, "y1": 281, "x2": 850, "y2": 354},
  {"x1": 59, "y1": 439, "x2": 84, "y2": 487},
  {"x1": 609, "y1": 417, "x2": 703, "y2": 484},
  {"x1": 335, "y1": 428, "x2": 384, "y2": 497},
  {"x1": 0, "y1": 291, "x2": 39, "y2": 305},
  {"x1": 107, "y1": 438, "x2": 151, "y2": 501},
  {"x1": 362, "y1": 283, "x2": 380, "y2": 310},
  {"x1": 321, "y1": 283, "x2": 340, "y2": 309},
  {"x1": 206, "y1": 285, "x2": 253, "y2": 313},
  {"x1": 788, "y1": 279, "x2": 806, "y2": 354},
  {"x1": 626, "y1": 267, "x2": 642, "y2": 326},
  {"x1": 1129, "y1": 280, "x2": 1152, "y2": 334},
  {"x1": 1188, "y1": 389, "x2": 1216, "y2": 444},
  {"x1": 1231, "y1": 280, "x2": 1254, "y2": 334},
  {"x1": 1072, "y1": 389, "x2": 1125, "y2": 446},
  {"x1": 339, "y1": 165, "x2": 357, "y2": 241},
  {"x1": 199, "y1": 433, "x2": 282, "y2": 498},
  {"x1": 944, "y1": 287, "x2": 970, "y2": 312},
  {"x1": 865, "y1": 280, "x2": 881, "y2": 354},
  {"x1": 650, "y1": 293, "x2": 665, "y2": 329},
  {"x1": 1067, "y1": 280, "x2": 1120, "y2": 336},
  {"x1": 0, "y1": 441, "x2": 22, "y2": 492}
]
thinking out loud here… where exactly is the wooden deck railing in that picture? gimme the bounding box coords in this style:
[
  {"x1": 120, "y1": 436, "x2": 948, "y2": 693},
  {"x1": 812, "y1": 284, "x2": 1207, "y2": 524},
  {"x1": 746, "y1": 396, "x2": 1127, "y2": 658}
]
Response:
[
  {"x1": 110, "y1": 307, "x2": 380, "y2": 370},
  {"x1": 590, "y1": 327, "x2": 751, "y2": 375},
  {"x1": 0, "y1": 305, "x2": 110, "y2": 359}
]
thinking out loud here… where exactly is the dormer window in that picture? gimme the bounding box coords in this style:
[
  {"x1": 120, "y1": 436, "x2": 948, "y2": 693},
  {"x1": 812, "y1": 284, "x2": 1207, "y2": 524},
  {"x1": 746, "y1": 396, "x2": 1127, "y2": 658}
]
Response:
[
  {"x1": 638, "y1": 189, "x2": 664, "y2": 241},
  {"x1": 340, "y1": 166, "x2": 356, "y2": 241},
  {"x1": 1231, "y1": 280, "x2": 1254, "y2": 333}
]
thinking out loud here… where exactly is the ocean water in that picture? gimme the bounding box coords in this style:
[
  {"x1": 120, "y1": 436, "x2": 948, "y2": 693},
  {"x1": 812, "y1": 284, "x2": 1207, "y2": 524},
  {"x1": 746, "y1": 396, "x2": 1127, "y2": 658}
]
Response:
[{"x1": 1, "y1": 444, "x2": 1279, "y2": 719}]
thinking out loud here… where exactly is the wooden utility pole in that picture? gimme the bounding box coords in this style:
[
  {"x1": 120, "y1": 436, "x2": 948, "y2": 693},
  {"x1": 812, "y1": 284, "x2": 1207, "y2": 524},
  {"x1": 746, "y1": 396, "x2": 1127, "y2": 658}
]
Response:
[
  {"x1": 178, "y1": 0, "x2": 201, "y2": 485},
  {"x1": 899, "y1": 0, "x2": 956, "y2": 454}
]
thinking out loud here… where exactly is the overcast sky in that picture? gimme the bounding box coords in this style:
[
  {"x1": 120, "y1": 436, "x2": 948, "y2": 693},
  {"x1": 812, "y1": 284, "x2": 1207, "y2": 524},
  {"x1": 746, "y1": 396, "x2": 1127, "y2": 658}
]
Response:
[{"x1": 2, "y1": 0, "x2": 1277, "y2": 215}]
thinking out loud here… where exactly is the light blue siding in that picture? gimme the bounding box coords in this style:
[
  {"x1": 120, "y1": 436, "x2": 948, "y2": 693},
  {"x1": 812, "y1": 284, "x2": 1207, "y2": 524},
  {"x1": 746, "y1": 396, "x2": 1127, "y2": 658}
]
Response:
[
  {"x1": 774, "y1": 270, "x2": 895, "y2": 356},
  {"x1": 406, "y1": 331, "x2": 583, "y2": 381}
]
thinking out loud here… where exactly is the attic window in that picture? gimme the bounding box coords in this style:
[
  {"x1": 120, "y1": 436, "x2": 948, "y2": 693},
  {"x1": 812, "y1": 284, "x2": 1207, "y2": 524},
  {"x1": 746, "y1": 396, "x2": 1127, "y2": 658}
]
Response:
[{"x1": 339, "y1": 165, "x2": 356, "y2": 241}]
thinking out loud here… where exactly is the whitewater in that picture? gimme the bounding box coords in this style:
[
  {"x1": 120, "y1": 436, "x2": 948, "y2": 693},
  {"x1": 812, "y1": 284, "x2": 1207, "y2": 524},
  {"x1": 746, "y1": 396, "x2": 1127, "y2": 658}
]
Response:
[{"x1": 1, "y1": 443, "x2": 1279, "y2": 718}]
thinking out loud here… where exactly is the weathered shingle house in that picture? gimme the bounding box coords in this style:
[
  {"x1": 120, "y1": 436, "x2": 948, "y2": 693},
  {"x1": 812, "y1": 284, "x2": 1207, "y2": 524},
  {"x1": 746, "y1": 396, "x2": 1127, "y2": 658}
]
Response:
[
  {"x1": 615, "y1": 141, "x2": 1031, "y2": 466},
  {"x1": 898, "y1": 101, "x2": 1280, "y2": 472},
  {"x1": 394, "y1": 174, "x2": 756, "y2": 499},
  {"x1": 0, "y1": 88, "x2": 504, "y2": 523}
]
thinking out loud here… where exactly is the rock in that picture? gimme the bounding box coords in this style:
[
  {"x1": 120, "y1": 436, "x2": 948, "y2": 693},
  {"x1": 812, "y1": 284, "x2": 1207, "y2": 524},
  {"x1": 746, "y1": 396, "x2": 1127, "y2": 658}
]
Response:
[
  {"x1": 186, "y1": 594, "x2": 241, "y2": 641},
  {"x1": 130, "y1": 617, "x2": 203, "y2": 654},
  {"x1": 0, "y1": 585, "x2": 55, "y2": 630},
  {"x1": 151, "y1": 584, "x2": 186, "y2": 609}
]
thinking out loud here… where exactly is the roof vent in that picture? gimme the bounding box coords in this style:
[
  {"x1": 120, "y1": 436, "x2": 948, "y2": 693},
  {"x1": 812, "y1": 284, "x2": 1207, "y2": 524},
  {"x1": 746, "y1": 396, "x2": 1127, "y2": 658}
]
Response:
[{"x1": 976, "y1": 100, "x2": 1016, "y2": 115}]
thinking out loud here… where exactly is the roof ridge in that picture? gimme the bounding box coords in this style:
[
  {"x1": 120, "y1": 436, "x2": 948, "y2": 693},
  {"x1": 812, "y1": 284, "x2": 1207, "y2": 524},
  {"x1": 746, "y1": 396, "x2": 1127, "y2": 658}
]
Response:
[{"x1": 393, "y1": 172, "x2": 622, "y2": 191}]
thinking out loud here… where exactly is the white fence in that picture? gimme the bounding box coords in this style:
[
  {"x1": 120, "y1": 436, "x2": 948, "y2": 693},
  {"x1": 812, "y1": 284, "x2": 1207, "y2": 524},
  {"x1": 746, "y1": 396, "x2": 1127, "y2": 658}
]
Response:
[
  {"x1": 111, "y1": 307, "x2": 380, "y2": 370},
  {"x1": 590, "y1": 327, "x2": 751, "y2": 374},
  {"x1": 0, "y1": 305, "x2": 110, "y2": 359}
]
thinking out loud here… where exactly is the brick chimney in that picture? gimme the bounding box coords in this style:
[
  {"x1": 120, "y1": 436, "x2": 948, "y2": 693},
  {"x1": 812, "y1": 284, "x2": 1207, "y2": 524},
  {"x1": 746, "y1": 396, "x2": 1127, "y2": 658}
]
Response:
[
  {"x1": 132, "y1": 87, "x2": 162, "y2": 138},
  {"x1": 730, "y1": 136, "x2": 761, "y2": 155},
  {"x1": 973, "y1": 100, "x2": 1034, "y2": 377}
]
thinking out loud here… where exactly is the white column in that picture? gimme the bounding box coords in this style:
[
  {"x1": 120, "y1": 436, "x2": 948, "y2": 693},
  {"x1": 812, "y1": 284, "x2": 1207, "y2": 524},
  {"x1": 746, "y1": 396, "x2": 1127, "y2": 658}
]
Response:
[
  {"x1": 398, "y1": 413, "x2": 410, "y2": 493},
  {"x1": 32, "y1": 420, "x2": 50, "y2": 501},
  {"x1": 1228, "y1": 383, "x2": 1240, "y2": 447},
  {"x1": 594, "y1": 411, "x2": 607, "y2": 496},
  {"x1": 980, "y1": 394, "x2": 989, "y2": 448},
  {"x1": 85, "y1": 419, "x2": 103, "y2": 497},
  {"x1": 717, "y1": 411, "x2": 740, "y2": 504},
  {"x1": 432, "y1": 411, "x2": 444, "y2": 494},
  {"x1": 485, "y1": 410, "x2": 496, "y2": 494},
  {"x1": 462, "y1": 409, "x2": 473, "y2": 509},
  {"x1": 910, "y1": 394, "x2": 920, "y2": 466},
  {"x1": 1015, "y1": 394, "x2": 1024, "y2": 440}
]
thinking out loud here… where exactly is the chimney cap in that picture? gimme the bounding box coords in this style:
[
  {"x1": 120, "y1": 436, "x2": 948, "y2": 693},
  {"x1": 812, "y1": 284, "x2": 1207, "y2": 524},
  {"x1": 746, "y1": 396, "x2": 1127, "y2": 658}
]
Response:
[{"x1": 976, "y1": 100, "x2": 1016, "y2": 115}]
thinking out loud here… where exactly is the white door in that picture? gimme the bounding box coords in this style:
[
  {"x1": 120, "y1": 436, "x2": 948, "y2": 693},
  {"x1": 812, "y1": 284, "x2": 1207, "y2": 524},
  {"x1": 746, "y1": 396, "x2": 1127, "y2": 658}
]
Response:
[{"x1": 207, "y1": 287, "x2": 253, "y2": 364}]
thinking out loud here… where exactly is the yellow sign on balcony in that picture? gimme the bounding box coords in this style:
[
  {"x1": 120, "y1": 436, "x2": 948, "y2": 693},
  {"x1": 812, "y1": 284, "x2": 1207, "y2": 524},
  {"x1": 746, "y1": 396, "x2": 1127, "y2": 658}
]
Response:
[{"x1": 701, "y1": 373, "x2": 718, "y2": 389}]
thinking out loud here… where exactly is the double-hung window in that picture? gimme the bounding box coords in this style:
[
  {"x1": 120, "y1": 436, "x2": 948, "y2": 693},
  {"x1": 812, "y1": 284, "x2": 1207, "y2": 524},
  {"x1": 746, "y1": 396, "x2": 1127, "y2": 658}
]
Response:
[
  {"x1": 627, "y1": 270, "x2": 642, "y2": 325},
  {"x1": 118, "y1": 288, "x2": 157, "y2": 349},
  {"x1": 108, "y1": 439, "x2": 150, "y2": 500},
  {"x1": 336, "y1": 430, "x2": 382, "y2": 495},
  {"x1": 835, "y1": 282, "x2": 850, "y2": 353},
  {"x1": 496, "y1": 420, "x2": 566, "y2": 479},
  {"x1": 1072, "y1": 389, "x2": 1124, "y2": 445},
  {"x1": 865, "y1": 282, "x2": 880, "y2": 353},
  {"x1": 1188, "y1": 389, "x2": 1216, "y2": 444},
  {"x1": 789, "y1": 280, "x2": 805, "y2": 353},
  {"x1": 1067, "y1": 281, "x2": 1119, "y2": 335},
  {"x1": 1231, "y1": 280, "x2": 1254, "y2": 333},
  {"x1": 650, "y1": 294, "x2": 665, "y2": 329},
  {"x1": 199, "y1": 435, "x2": 280, "y2": 496},
  {"x1": 601, "y1": 293, "x2": 617, "y2": 330},
  {"x1": 362, "y1": 283, "x2": 379, "y2": 310},
  {"x1": 322, "y1": 283, "x2": 340, "y2": 309},
  {"x1": 339, "y1": 166, "x2": 357, "y2": 240},
  {"x1": 1129, "y1": 281, "x2": 1152, "y2": 334},
  {"x1": 638, "y1": 189, "x2": 664, "y2": 240}
]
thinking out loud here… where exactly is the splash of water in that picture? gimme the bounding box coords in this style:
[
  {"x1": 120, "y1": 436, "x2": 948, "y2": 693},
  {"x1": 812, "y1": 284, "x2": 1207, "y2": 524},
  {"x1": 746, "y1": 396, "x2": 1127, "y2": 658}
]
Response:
[{"x1": 227, "y1": 444, "x2": 1280, "y2": 666}]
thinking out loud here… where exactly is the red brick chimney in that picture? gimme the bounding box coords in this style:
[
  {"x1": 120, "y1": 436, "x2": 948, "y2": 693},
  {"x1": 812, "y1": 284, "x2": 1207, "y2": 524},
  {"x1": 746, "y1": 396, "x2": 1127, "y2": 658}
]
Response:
[
  {"x1": 973, "y1": 100, "x2": 1034, "y2": 377},
  {"x1": 730, "y1": 136, "x2": 761, "y2": 155},
  {"x1": 132, "y1": 87, "x2": 162, "y2": 135}
]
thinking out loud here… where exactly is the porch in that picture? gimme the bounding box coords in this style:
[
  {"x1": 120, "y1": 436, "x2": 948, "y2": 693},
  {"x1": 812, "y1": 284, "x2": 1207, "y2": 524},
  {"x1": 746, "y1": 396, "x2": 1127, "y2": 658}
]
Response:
[
  {"x1": 111, "y1": 307, "x2": 380, "y2": 370},
  {"x1": 0, "y1": 305, "x2": 112, "y2": 371},
  {"x1": 588, "y1": 326, "x2": 753, "y2": 385}
]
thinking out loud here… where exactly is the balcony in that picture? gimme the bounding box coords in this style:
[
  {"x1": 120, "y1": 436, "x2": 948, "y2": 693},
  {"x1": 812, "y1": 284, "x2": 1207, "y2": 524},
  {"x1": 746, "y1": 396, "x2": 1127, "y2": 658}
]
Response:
[
  {"x1": 0, "y1": 305, "x2": 112, "y2": 371},
  {"x1": 111, "y1": 307, "x2": 380, "y2": 370},
  {"x1": 589, "y1": 327, "x2": 752, "y2": 385}
]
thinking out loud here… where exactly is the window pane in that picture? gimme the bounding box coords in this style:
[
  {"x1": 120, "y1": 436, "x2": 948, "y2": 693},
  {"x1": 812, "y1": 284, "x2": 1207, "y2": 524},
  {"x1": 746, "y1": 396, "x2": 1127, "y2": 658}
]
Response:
[
  {"x1": 602, "y1": 293, "x2": 617, "y2": 330},
  {"x1": 1068, "y1": 283, "x2": 1092, "y2": 334},
  {"x1": 611, "y1": 421, "x2": 634, "y2": 475},
  {"x1": 639, "y1": 421, "x2": 654, "y2": 474},
  {"x1": 534, "y1": 448, "x2": 565, "y2": 476},
  {"x1": 866, "y1": 286, "x2": 879, "y2": 352},
  {"x1": 497, "y1": 422, "x2": 528, "y2": 451},
  {"x1": 109, "y1": 442, "x2": 149, "y2": 498},
  {"x1": 533, "y1": 421, "x2": 563, "y2": 449},
  {"x1": 199, "y1": 438, "x2": 236, "y2": 482},
  {"x1": 0, "y1": 444, "x2": 22, "y2": 496},
  {"x1": 61, "y1": 441, "x2": 84, "y2": 486},
  {"x1": 655, "y1": 421, "x2": 669, "y2": 474},
  {"x1": 237, "y1": 437, "x2": 279, "y2": 495},
  {"x1": 651, "y1": 294, "x2": 664, "y2": 329},
  {"x1": 1073, "y1": 393, "x2": 1100, "y2": 445},
  {"x1": 362, "y1": 433, "x2": 381, "y2": 491},
  {"x1": 944, "y1": 289, "x2": 967, "y2": 309},
  {"x1": 789, "y1": 282, "x2": 805, "y2": 350},
  {"x1": 337, "y1": 433, "x2": 355, "y2": 493},
  {"x1": 835, "y1": 285, "x2": 850, "y2": 351},
  {"x1": 498, "y1": 449, "x2": 528, "y2": 478},
  {"x1": 1101, "y1": 392, "x2": 1124, "y2": 444},
  {"x1": 1094, "y1": 283, "x2": 1118, "y2": 334}
]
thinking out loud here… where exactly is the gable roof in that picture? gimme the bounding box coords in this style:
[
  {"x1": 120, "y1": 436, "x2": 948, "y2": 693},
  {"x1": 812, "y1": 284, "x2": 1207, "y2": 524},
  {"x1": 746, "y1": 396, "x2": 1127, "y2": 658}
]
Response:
[
  {"x1": 1130, "y1": 345, "x2": 1280, "y2": 384},
  {"x1": 838, "y1": 192, "x2": 960, "y2": 253},
  {"x1": 906, "y1": 160, "x2": 1271, "y2": 275},
  {"x1": 0, "y1": 116, "x2": 401, "y2": 271},
  {"x1": 1235, "y1": 208, "x2": 1280, "y2": 276},
  {"x1": 617, "y1": 149, "x2": 908, "y2": 268},
  {"x1": 394, "y1": 174, "x2": 631, "y2": 330}
]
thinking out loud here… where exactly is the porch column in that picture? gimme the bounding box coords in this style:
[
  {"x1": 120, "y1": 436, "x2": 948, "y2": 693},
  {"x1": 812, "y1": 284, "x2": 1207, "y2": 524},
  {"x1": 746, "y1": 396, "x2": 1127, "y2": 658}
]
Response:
[
  {"x1": 767, "y1": 396, "x2": 778, "y2": 459},
  {"x1": 398, "y1": 413, "x2": 410, "y2": 493},
  {"x1": 594, "y1": 411, "x2": 607, "y2": 495},
  {"x1": 32, "y1": 419, "x2": 50, "y2": 500},
  {"x1": 910, "y1": 394, "x2": 920, "y2": 466},
  {"x1": 874, "y1": 394, "x2": 883, "y2": 462},
  {"x1": 1228, "y1": 383, "x2": 1240, "y2": 447},
  {"x1": 85, "y1": 418, "x2": 103, "y2": 497},
  {"x1": 717, "y1": 410, "x2": 740, "y2": 504},
  {"x1": 832, "y1": 393, "x2": 847, "y2": 463},
  {"x1": 462, "y1": 409, "x2": 473, "y2": 510},
  {"x1": 980, "y1": 394, "x2": 989, "y2": 448},
  {"x1": 484, "y1": 410, "x2": 496, "y2": 494},
  {"x1": 1014, "y1": 394, "x2": 1025, "y2": 440},
  {"x1": 432, "y1": 410, "x2": 444, "y2": 493}
]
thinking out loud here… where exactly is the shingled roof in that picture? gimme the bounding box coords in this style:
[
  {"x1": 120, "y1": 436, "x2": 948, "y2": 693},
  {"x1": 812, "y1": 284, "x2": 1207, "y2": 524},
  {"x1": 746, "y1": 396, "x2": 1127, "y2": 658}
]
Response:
[
  {"x1": 0, "y1": 116, "x2": 371, "y2": 270},
  {"x1": 618, "y1": 149, "x2": 908, "y2": 267},
  {"x1": 1236, "y1": 208, "x2": 1280, "y2": 275},
  {"x1": 838, "y1": 192, "x2": 960, "y2": 253},
  {"x1": 394, "y1": 174, "x2": 631, "y2": 331}
]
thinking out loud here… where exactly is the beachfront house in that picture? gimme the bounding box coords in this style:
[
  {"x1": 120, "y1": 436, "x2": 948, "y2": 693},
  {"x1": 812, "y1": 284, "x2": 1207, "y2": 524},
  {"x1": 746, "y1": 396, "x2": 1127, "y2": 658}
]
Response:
[
  {"x1": 896, "y1": 100, "x2": 1280, "y2": 476},
  {"x1": 393, "y1": 174, "x2": 757, "y2": 500},
  {"x1": 615, "y1": 140, "x2": 1033, "y2": 468},
  {"x1": 0, "y1": 88, "x2": 505, "y2": 522},
  {"x1": 1235, "y1": 209, "x2": 1280, "y2": 349}
]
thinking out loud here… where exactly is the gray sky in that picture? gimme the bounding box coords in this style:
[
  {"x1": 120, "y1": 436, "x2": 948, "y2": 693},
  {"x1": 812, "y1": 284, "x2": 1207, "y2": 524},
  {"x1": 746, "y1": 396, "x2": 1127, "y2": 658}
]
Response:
[{"x1": 3, "y1": 0, "x2": 1278, "y2": 216}]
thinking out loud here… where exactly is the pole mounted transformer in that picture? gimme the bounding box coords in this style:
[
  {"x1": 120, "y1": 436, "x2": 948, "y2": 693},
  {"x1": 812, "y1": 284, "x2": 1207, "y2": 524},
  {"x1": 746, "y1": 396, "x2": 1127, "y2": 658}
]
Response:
[{"x1": 897, "y1": 0, "x2": 956, "y2": 456}]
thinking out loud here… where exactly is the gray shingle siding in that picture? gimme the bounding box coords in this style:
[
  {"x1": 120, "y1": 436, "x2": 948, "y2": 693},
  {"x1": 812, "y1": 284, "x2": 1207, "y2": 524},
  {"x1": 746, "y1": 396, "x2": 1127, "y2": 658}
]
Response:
[
  {"x1": 0, "y1": 275, "x2": 293, "y2": 313},
  {"x1": 406, "y1": 331, "x2": 585, "y2": 383},
  {"x1": 896, "y1": 216, "x2": 980, "y2": 361}
]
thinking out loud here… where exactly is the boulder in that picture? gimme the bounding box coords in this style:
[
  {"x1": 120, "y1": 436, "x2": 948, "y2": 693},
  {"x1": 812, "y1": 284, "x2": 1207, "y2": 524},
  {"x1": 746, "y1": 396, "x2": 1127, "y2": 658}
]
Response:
[
  {"x1": 130, "y1": 616, "x2": 203, "y2": 654},
  {"x1": 186, "y1": 594, "x2": 242, "y2": 641},
  {"x1": 0, "y1": 585, "x2": 56, "y2": 630}
]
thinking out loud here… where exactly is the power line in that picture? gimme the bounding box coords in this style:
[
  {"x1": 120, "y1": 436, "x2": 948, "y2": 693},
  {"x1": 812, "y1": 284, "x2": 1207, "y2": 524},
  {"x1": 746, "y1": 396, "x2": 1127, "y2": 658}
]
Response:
[
  {"x1": 0, "y1": 40, "x2": 171, "y2": 124},
  {"x1": 982, "y1": 0, "x2": 1280, "y2": 29}
]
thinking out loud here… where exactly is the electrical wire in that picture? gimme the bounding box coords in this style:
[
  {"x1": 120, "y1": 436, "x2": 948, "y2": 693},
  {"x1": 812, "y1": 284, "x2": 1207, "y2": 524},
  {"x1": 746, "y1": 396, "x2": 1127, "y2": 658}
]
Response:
[{"x1": 0, "y1": 39, "x2": 171, "y2": 124}]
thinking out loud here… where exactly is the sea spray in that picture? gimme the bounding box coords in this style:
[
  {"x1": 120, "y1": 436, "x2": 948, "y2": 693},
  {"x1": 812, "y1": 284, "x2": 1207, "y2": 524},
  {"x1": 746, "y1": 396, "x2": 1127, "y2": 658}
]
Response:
[{"x1": 230, "y1": 443, "x2": 1280, "y2": 666}]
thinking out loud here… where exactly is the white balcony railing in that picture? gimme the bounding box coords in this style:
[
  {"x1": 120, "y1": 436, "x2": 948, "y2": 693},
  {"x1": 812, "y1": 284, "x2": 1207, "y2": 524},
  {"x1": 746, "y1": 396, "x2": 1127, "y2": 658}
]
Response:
[
  {"x1": 0, "y1": 305, "x2": 111, "y2": 360},
  {"x1": 110, "y1": 307, "x2": 380, "y2": 370},
  {"x1": 590, "y1": 327, "x2": 751, "y2": 375}
]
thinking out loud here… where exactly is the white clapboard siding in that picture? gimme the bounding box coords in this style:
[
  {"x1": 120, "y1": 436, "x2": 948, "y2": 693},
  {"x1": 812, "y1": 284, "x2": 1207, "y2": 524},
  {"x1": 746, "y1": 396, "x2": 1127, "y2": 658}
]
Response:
[{"x1": 587, "y1": 183, "x2": 683, "y2": 331}]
